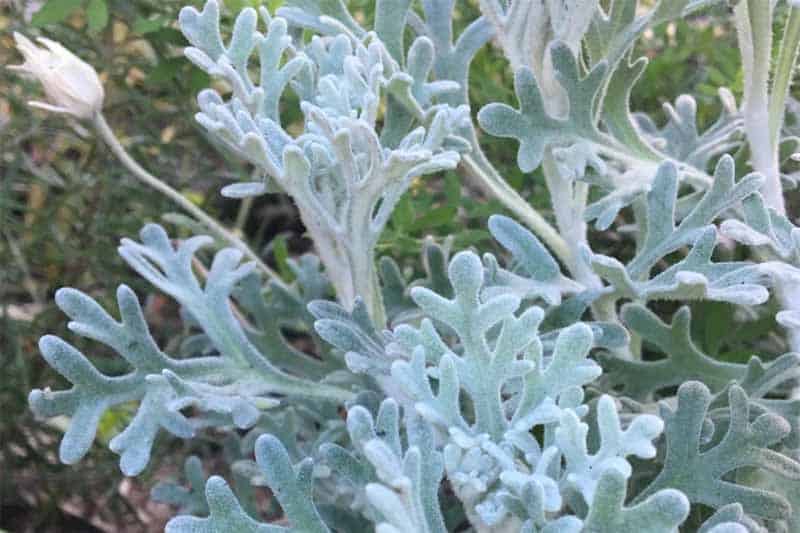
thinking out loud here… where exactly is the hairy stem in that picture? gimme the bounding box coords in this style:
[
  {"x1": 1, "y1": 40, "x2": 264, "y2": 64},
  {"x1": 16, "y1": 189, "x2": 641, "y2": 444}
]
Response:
[
  {"x1": 542, "y1": 151, "x2": 599, "y2": 290},
  {"x1": 736, "y1": 0, "x2": 784, "y2": 214},
  {"x1": 92, "y1": 112, "x2": 288, "y2": 291},
  {"x1": 459, "y1": 144, "x2": 571, "y2": 267},
  {"x1": 770, "y1": 6, "x2": 800, "y2": 150},
  {"x1": 541, "y1": 151, "x2": 628, "y2": 358}
]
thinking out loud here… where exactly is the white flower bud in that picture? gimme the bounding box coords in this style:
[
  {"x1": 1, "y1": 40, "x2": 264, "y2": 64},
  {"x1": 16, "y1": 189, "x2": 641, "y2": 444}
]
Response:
[{"x1": 9, "y1": 32, "x2": 105, "y2": 120}]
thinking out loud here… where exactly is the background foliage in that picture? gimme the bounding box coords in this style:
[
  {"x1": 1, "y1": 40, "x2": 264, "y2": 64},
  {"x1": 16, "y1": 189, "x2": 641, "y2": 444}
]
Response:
[{"x1": 0, "y1": 0, "x2": 763, "y2": 530}]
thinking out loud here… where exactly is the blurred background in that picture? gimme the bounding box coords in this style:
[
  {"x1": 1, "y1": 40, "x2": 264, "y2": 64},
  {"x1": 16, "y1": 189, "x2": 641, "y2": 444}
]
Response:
[{"x1": 0, "y1": 0, "x2": 747, "y2": 531}]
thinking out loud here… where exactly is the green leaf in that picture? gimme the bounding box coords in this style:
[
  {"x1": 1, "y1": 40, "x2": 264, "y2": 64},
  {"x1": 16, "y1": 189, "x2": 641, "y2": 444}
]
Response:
[
  {"x1": 86, "y1": 0, "x2": 109, "y2": 33},
  {"x1": 392, "y1": 195, "x2": 414, "y2": 231},
  {"x1": 452, "y1": 229, "x2": 491, "y2": 248},
  {"x1": 226, "y1": 0, "x2": 268, "y2": 12},
  {"x1": 271, "y1": 235, "x2": 293, "y2": 282},
  {"x1": 133, "y1": 15, "x2": 168, "y2": 35},
  {"x1": 147, "y1": 58, "x2": 184, "y2": 84},
  {"x1": 697, "y1": 301, "x2": 731, "y2": 357},
  {"x1": 443, "y1": 172, "x2": 460, "y2": 207},
  {"x1": 31, "y1": 0, "x2": 84, "y2": 27},
  {"x1": 188, "y1": 68, "x2": 212, "y2": 93},
  {"x1": 407, "y1": 205, "x2": 457, "y2": 232},
  {"x1": 152, "y1": 27, "x2": 189, "y2": 46}
]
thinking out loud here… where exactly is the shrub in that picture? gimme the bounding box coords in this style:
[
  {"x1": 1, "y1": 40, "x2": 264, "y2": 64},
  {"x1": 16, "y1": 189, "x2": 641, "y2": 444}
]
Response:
[{"x1": 14, "y1": 0, "x2": 800, "y2": 531}]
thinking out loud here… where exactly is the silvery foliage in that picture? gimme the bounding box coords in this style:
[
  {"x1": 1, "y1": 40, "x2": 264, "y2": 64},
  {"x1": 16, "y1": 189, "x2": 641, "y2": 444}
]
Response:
[
  {"x1": 585, "y1": 156, "x2": 771, "y2": 308},
  {"x1": 178, "y1": 0, "x2": 470, "y2": 323},
  {"x1": 28, "y1": 224, "x2": 355, "y2": 477},
  {"x1": 27, "y1": 0, "x2": 800, "y2": 531}
]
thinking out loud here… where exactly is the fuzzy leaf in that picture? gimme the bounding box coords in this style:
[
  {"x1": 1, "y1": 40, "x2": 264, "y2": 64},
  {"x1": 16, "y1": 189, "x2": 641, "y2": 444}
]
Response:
[
  {"x1": 166, "y1": 476, "x2": 285, "y2": 533},
  {"x1": 485, "y1": 215, "x2": 580, "y2": 305},
  {"x1": 29, "y1": 285, "x2": 225, "y2": 475},
  {"x1": 151, "y1": 456, "x2": 210, "y2": 516},
  {"x1": 477, "y1": 43, "x2": 606, "y2": 173},
  {"x1": 599, "y1": 305, "x2": 748, "y2": 400},
  {"x1": 587, "y1": 157, "x2": 768, "y2": 305},
  {"x1": 638, "y1": 382, "x2": 800, "y2": 520},
  {"x1": 583, "y1": 469, "x2": 689, "y2": 532},
  {"x1": 255, "y1": 434, "x2": 331, "y2": 532},
  {"x1": 31, "y1": 225, "x2": 350, "y2": 476}
]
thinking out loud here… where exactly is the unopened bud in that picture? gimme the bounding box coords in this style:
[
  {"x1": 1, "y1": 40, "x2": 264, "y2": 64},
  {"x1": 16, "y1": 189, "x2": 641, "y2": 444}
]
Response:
[{"x1": 9, "y1": 33, "x2": 105, "y2": 119}]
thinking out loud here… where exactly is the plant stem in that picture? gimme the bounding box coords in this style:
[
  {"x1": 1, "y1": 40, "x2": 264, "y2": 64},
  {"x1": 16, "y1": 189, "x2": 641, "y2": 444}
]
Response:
[
  {"x1": 235, "y1": 195, "x2": 254, "y2": 233},
  {"x1": 735, "y1": 0, "x2": 784, "y2": 215},
  {"x1": 737, "y1": 3, "x2": 800, "y2": 393},
  {"x1": 459, "y1": 142, "x2": 571, "y2": 267},
  {"x1": 769, "y1": 6, "x2": 800, "y2": 150},
  {"x1": 91, "y1": 112, "x2": 288, "y2": 291},
  {"x1": 541, "y1": 151, "x2": 599, "y2": 290}
]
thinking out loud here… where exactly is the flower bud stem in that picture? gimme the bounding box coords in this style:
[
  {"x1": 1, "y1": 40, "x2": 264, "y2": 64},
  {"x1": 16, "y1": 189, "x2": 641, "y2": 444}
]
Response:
[{"x1": 91, "y1": 111, "x2": 288, "y2": 290}]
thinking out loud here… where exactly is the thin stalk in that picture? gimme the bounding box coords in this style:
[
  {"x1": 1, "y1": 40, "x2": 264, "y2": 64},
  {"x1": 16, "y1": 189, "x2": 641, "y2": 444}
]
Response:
[
  {"x1": 391, "y1": 78, "x2": 571, "y2": 270},
  {"x1": 460, "y1": 148, "x2": 571, "y2": 267},
  {"x1": 234, "y1": 195, "x2": 254, "y2": 233},
  {"x1": 91, "y1": 112, "x2": 289, "y2": 292},
  {"x1": 769, "y1": 6, "x2": 800, "y2": 149}
]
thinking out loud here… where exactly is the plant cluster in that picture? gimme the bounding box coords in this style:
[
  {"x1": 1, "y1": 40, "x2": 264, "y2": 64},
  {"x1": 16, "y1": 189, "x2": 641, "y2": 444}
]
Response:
[{"x1": 15, "y1": 0, "x2": 800, "y2": 531}]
